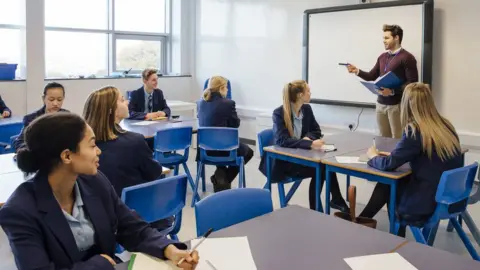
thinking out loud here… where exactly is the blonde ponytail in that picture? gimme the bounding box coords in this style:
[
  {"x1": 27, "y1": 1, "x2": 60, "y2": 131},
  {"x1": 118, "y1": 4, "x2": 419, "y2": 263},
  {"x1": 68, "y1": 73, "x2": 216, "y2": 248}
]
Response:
[
  {"x1": 282, "y1": 80, "x2": 308, "y2": 137},
  {"x1": 203, "y1": 76, "x2": 227, "y2": 101}
]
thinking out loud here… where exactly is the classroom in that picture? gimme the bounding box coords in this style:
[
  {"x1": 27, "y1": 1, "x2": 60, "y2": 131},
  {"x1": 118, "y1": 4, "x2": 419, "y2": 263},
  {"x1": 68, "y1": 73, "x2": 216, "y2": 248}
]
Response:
[{"x1": 0, "y1": 0, "x2": 479, "y2": 269}]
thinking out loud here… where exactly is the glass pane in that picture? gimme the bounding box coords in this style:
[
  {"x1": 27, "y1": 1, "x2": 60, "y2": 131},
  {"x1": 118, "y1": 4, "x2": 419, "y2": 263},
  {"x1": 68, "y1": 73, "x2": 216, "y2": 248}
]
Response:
[
  {"x1": 0, "y1": 0, "x2": 25, "y2": 25},
  {"x1": 116, "y1": 39, "x2": 162, "y2": 71},
  {"x1": 45, "y1": 0, "x2": 108, "y2": 30},
  {"x1": 45, "y1": 31, "x2": 108, "y2": 78},
  {"x1": 0, "y1": 29, "x2": 26, "y2": 78},
  {"x1": 115, "y1": 0, "x2": 166, "y2": 33}
]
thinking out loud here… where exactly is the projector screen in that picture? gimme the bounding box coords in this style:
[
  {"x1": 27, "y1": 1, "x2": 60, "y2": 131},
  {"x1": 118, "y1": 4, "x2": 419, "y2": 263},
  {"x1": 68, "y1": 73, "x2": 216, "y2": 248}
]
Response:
[{"x1": 303, "y1": 1, "x2": 433, "y2": 108}]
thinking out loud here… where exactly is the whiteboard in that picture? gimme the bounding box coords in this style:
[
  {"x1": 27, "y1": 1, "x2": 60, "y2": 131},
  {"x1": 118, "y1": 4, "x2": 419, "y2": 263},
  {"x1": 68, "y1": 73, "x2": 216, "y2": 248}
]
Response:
[{"x1": 306, "y1": 4, "x2": 425, "y2": 105}]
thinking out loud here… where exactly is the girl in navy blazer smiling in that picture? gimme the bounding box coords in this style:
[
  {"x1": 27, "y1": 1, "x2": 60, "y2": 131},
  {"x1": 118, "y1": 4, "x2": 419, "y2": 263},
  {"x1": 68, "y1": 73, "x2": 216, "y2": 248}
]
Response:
[
  {"x1": 0, "y1": 113, "x2": 198, "y2": 269},
  {"x1": 361, "y1": 83, "x2": 463, "y2": 236},
  {"x1": 260, "y1": 80, "x2": 348, "y2": 212}
]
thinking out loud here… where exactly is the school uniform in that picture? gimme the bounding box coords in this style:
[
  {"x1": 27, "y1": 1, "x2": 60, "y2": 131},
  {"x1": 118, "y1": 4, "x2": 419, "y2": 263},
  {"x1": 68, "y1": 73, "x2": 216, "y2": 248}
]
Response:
[
  {"x1": 128, "y1": 86, "x2": 171, "y2": 120},
  {"x1": 0, "y1": 95, "x2": 12, "y2": 117},
  {"x1": 197, "y1": 92, "x2": 254, "y2": 191},
  {"x1": 259, "y1": 104, "x2": 347, "y2": 211},
  {"x1": 0, "y1": 171, "x2": 186, "y2": 270},
  {"x1": 13, "y1": 106, "x2": 70, "y2": 152}
]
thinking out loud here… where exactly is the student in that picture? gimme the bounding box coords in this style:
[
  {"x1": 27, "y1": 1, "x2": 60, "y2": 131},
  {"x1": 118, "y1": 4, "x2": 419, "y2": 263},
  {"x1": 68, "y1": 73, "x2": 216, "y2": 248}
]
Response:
[
  {"x1": 128, "y1": 68, "x2": 171, "y2": 120},
  {"x1": 259, "y1": 80, "x2": 349, "y2": 212},
  {"x1": 13, "y1": 82, "x2": 69, "y2": 152},
  {"x1": 0, "y1": 113, "x2": 198, "y2": 270},
  {"x1": 0, "y1": 94, "x2": 12, "y2": 118},
  {"x1": 197, "y1": 76, "x2": 254, "y2": 192},
  {"x1": 347, "y1": 24, "x2": 419, "y2": 139},
  {"x1": 360, "y1": 83, "x2": 462, "y2": 236}
]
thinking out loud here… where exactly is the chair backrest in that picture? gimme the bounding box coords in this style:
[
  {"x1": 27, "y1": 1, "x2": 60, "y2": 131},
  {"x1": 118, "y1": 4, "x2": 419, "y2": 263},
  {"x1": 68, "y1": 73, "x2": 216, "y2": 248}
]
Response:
[
  {"x1": 204, "y1": 78, "x2": 232, "y2": 99},
  {"x1": 121, "y1": 175, "x2": 187, "y2": 224},
  {"x1": 154, "y1": 126, "x2": 193, "y2": 152},
  {"x1": 257, "y1": 129, "x2": 274, "y2": 157},
  {"x1": 197, "y1": 127, "x2": 239, "y2": 162},
  {"x1": 468, "y1": 167, "x2": 480, "y2": 204},
  {"x1": 432, "y1": 162, "x2": 478, "y2": 219},
  {"x1": 0, "y1": 123, "x2": 23, "y2": 144},
  {"x1": 195, "y1": 188, "x2": 273, "y2": 236}
]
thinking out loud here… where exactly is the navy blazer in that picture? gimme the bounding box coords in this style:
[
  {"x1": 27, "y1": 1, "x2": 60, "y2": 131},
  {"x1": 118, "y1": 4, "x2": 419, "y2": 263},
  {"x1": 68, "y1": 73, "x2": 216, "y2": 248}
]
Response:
[
  {"x1": 13, "y1": 106, "x2": 70, "y2": 152},
  {"x1": 259, "y1": 104, "x2": 323, "y2": 182},
  {"x1": 197, "y1": 92, "x2": 240, "y2": 128},
  {"x1": 0, "y1": 171, "x2": 186, "y2": 270},
  {"x1": 96, "y1": 130, "x2": 164, "y2": 196},
  {"x1": 0, "y1": 95, "x2": 11, "y2": 116},
  {"x1": 128, "y1": 86, "x2": 171, "y2": 120},
  {"x1": 368, "y1": 128, "x2": 463, "y2": 217}
]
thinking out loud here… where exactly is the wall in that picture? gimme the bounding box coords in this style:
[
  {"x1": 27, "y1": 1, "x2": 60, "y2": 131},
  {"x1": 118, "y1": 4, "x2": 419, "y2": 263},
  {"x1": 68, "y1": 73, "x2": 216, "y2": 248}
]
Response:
[
  {"x1": 0, "y1": 82, "x2": 27, "y2": 117},
  {"x1": 194, "y1": 0, "x2": 480, "y2": 147}
]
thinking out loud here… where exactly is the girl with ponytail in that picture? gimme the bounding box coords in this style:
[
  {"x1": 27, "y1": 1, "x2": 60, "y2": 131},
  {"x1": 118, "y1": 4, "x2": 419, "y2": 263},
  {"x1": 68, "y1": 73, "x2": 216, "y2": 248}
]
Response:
[{"x1": 259, "y1": 80, "x2": 348, "y2": 212}]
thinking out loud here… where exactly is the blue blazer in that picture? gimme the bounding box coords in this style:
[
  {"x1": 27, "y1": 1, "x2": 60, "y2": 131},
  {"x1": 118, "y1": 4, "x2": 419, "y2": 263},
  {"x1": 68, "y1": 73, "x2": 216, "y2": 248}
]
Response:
[
  {"x1": 0, "y1": 171, "x2": 186, "y2": 270},
  {"x1": 96, "y1": 130, "x2": 164, "y2": 196},
  {"x1": 197, "y1": 92, "x2": 240, "y2": 128},
  {"x1": 0, "y1": 95, "x2": 11, "y2": 116},
  {"x1": 13, "y1": 106, "x2": 70, "y2": 152},
  {"x1": 368, "y1": 128, "x2": 463, "y2": 217},
  {"x1": 128, "y1": 86, "x2": 171, "y2": 120},
  {"x1": 259, "y1": 104, "x2": 323, "y2": 182}
]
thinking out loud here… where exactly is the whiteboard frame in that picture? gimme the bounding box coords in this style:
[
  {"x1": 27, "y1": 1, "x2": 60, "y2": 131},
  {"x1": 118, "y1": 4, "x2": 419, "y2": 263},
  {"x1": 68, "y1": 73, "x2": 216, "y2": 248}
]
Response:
[{"x1": 302, "y1": 0, "x2": 434, "y2": 109}]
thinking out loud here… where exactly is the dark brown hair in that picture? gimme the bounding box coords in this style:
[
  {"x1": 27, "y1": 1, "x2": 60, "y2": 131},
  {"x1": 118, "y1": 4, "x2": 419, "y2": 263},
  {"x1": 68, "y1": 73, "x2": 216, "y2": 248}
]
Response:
[{"x1": 383, "y1": 24, "x2": 403, "y2": 44}]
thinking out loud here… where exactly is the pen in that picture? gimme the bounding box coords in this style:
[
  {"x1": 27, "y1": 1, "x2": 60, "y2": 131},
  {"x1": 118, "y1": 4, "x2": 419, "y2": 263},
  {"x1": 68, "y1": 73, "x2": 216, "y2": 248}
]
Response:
[
  {"x1": 177, "y1": 228, "x2": 213, "y2": 266},
  {"x1": 338, "y1": 63, "x2": 349, "y2": 66},
  {"x1": 373, "y1": 138, "x2": 376, "y2": 149},
  {"x1": 206, "y1": 260, "x2": 219, "y2": 270}
]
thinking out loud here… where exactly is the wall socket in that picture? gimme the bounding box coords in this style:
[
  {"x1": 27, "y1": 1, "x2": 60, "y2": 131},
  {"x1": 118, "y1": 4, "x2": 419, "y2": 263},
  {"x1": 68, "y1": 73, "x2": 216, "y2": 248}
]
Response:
[{"x1": 348, "y1": 124, "x2": 354, "y2": 131}]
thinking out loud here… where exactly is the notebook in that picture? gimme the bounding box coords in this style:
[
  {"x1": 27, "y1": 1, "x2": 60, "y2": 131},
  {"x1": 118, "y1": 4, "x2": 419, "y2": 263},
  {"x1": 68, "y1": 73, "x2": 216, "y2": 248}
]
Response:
[
  {"x1": 360, "y1": 71, "x2": 403, "y2": 95},
  {"x1": 128, "y1": 253, "x2": 181, "y2": 270},
  {"x1": 344, "y1": 252, "x2": 418, "y2": 270}
]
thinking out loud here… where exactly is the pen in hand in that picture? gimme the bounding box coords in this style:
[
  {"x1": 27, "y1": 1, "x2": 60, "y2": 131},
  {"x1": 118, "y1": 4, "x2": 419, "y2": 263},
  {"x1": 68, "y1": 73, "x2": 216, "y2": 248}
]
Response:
[{"x1": 177, "y1": 228, "x2": 213, "y2": 266}]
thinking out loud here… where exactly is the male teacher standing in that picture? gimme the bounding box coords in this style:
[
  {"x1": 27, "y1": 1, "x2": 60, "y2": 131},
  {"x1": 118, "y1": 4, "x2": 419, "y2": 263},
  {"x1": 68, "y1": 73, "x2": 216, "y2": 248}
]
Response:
[{"x1": 347, "y1": 24, "x2": 418, "y2": 138}]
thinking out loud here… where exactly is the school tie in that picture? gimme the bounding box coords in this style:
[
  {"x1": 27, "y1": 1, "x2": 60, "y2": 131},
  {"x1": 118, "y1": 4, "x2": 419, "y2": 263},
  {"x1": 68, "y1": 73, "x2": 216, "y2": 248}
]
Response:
[{"x1": 148, "y1": 94, "x2": 153, "y2": 113}]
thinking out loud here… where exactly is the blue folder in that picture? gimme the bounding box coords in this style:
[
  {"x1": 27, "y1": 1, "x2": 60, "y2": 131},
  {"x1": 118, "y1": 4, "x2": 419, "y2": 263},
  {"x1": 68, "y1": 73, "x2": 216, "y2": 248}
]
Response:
[{"x1": 360, "y1": 71, "x2": 403, "y2": 95}]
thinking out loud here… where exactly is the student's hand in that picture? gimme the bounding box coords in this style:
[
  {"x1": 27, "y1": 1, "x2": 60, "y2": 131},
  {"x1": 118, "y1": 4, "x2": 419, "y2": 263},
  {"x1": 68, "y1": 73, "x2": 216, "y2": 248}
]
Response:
[
  {"x1": 347, "y1": 64, "x2": 359, "y2": 74},
  {"x1": 311, "y1": 139, "x2": 325, "y2": 150},
  {"x1": 100, "y1": 254, "x2": 116, "y2": 266},
  {"x1": 379, "y1": 88, "x2": 393, "y2": 96},
  {"x1": 156, "y1": 111, "x2": 166, "y2": 117},
  {"x1": 302, "y1": 137, "x2": 312, "y2": 141},
  {"x1": 164, "y1": 245, "x2": 199, "y2": 269},
  {"x1": 145, "y1": 113, "x2": 156, "y2": 120},
  {"x1": 367, "y1": 146, "x2": 379, "y2": 159},
  {"x1": 2, "y1": 111, "x2": 10, "y2": 118}
]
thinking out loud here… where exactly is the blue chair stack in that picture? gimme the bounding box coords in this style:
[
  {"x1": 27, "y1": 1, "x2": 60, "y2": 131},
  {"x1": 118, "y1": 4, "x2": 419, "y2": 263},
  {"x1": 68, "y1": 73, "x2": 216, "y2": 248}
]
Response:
[
  {"x1": 195, "y1": 188, "x2": 273, "y2": 236},
  {"x1": 192, "y1": 127, "x2": 246, "y2": 207},
  {"x1": 153, "y1": 126, "x2": 200, "y2": 202},
  {"x1": 394, "y1": 162, "x2": 479, "y2": 261},
  {"x1": 121, "y1": 174, "x2": 188, "y2": 241},
  {"x1": 0, "y1": 122, "x2": 22, "y2": 154},
  {"x1": 204, "y1": 78, "x2": 232, "y2": 100}
]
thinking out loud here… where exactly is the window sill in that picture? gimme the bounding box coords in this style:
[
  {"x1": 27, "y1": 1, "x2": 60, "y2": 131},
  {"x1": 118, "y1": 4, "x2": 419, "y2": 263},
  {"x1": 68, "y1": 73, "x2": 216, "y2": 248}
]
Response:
[{"x1": 45, "y1": 74, "x2": 192, "y2": 81}]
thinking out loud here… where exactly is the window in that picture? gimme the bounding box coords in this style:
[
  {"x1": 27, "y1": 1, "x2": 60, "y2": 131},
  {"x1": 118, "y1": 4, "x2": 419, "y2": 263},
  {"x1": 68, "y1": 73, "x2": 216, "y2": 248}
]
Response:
[
  {"x1": 0, "y1": 0, "x2": 26, "y2": 79},
  {"x1": 44, "y1": 0, "x2": 170, "y2": 78}
]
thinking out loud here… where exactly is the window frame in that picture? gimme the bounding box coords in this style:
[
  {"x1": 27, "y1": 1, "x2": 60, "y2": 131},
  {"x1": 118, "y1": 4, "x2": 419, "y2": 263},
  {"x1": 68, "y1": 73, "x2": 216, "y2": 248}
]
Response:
[{"x1": 43, "y1": 0, "x2": 171, "y2": 78}]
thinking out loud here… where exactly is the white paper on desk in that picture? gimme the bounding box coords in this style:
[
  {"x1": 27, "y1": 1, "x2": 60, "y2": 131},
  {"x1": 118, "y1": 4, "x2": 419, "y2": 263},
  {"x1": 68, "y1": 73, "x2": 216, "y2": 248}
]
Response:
[
  {"x1": 191, "y1": 236, "x2": 257, "y2": 270},
  {"x1": 335, "y1": 156, "x2": 367, "y2": 164},
  {"x1": 128, "y1": 252, "x2": 181, "y2": 270},
  {"x1": 344, "y1": 253, "x2": 417, "y2": 270},
  {"x1": 131, "y1": 121, "x2": 157, "y2": 126},
  {"x1": 321, "y1": 144, "x2": 336, "y2": 151}
]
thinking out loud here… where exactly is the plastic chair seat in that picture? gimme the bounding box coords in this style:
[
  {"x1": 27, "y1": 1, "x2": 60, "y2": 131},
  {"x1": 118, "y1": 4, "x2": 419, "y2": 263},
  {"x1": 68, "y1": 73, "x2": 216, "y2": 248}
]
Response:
[{"x1": 156, "y1": 153, "x2": 185, "y2": 165}]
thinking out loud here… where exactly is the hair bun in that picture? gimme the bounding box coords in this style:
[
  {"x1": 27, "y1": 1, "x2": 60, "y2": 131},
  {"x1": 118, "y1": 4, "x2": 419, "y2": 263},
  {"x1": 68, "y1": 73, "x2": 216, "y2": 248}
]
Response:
[{"x1": 16, "y1": 148, "x2": 39, "y2": 173}]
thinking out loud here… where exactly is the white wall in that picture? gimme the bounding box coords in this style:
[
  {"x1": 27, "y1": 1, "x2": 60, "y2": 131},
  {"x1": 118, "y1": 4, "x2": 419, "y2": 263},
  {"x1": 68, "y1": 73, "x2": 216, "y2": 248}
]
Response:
[
  {"x1": 0, "y1": 82, "x2": 27, "y2": 117},
  {"x1": 195, "y1": 0, "x2": 480, "y2": 147}
]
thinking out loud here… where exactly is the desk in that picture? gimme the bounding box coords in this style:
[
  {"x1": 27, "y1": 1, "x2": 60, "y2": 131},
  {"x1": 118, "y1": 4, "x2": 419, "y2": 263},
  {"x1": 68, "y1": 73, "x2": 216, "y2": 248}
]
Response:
[
  {"x1": 120, "y1": 117, "x2": 198, "y2": 138},
  {"x1": 263, "y1": 132, "x2": 376, "y2": 211},
  {"x1": 0, "y1": 116, "x2": 22, "y2": 126},
  {"x1": 115, "y1": 205, "x2": 478, "y2": 270}
]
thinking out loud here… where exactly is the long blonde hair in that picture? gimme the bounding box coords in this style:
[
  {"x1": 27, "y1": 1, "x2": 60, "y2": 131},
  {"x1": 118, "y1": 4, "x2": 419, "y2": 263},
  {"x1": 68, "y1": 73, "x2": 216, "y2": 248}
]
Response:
[
  {"x1": 83, "y1": 86, "x2": 125, "y2": 142},
  {"x1": 401, "y1": 83, "x2": 460, "y2": 161},
  {"x1": 282, "y1": 80, "x2": 308, "y2": 137},
  {"x1": 203, "y1": 76, "x2": 228, "y2": 101}
]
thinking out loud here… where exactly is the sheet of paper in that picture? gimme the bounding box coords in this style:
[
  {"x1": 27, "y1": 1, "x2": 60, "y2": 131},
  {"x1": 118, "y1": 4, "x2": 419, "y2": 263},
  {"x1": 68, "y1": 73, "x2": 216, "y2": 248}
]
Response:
[
  {"x1": 131, "y1": 121, "x2": 157, "y2": 126},
  {"x1": 191, "y1": 237, "x2": 257, "y2": 270},
  {"x1": 321, "y1": 144, "x2": 336, "y2": 151},
  {"x1": 335, "y1": 156, "x2": 367, "y2": 164},
  {"x1": 344, "y1": 253, "x2": 417, "y2": 270},
  {"x1": 128, "y1": 252, "x2": 181, "y2": 270}
]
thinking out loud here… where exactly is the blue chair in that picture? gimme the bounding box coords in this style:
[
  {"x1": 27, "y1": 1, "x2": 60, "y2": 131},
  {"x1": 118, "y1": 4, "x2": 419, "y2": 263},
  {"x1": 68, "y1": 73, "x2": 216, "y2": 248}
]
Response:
[
  {"x1": 121, "y1": 174, "x2": 188, "y2": 241},
  {"x1": 195, "y1": 188, "x2": 273, "y2": 236},
  {"x1": 0, "y1": 122, "x2": 22, "y2": 153},
  {"x1": 394, "y1": 162, "x2": 479, "y2": 261},
  {"x1": 153, "y1": 127, "x2": 200, "y2": 202},
  {"x1": 204, "y1": 78, "x2": 232, "y2": 99},
  {"x1": 192, "y1": 127, "x2": 246, "y2": 207}
]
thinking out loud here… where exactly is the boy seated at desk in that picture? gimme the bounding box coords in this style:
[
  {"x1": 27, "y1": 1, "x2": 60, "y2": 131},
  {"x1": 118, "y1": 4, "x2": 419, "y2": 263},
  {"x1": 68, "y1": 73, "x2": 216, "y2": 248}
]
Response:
[
  {"x1": 0, "y1": 94, "x2": 12, "y2": 118},
  {"x1": 361, "y1": 83, "x2": 463, "y2": 236}
]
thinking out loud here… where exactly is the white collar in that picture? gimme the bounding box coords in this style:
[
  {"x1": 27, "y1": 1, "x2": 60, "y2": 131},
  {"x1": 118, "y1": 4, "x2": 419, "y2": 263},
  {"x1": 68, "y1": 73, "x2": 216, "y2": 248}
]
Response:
[{"x1": 389, "y1": 47, "x2": 402, "y2": 55}]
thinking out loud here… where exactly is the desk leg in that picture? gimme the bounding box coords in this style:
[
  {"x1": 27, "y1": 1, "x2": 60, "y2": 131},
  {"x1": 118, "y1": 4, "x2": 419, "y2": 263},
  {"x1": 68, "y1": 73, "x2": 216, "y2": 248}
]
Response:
[
  {"x1": 265, "y1": 152, "x2": 272, "y2": 191},
  {"x1": 320, "y1": 164, "x2": 327, "y2": 214},
  {"x1": 389, "y1": 181, "x2": 398, "y2": 233}
]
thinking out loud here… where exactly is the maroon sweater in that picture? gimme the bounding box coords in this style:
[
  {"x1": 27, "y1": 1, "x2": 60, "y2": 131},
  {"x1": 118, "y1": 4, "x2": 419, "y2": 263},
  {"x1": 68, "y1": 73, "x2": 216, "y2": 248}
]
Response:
[{"x1": 358, "y1": 48, "x2": 419, "y2": 105}]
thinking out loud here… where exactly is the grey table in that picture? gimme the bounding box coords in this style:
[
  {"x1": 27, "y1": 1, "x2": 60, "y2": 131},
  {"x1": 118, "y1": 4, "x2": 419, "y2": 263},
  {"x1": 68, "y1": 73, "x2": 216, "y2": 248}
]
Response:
[
  {"x1": 117, "y1": 205, "x2": 479, "y2": 269},
  {"x1": 0, "y1": 116, "x2": 22, "y2": 126},
  {"x1": 120, "y1": 117, "x2": 198, "y2": 138}
]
